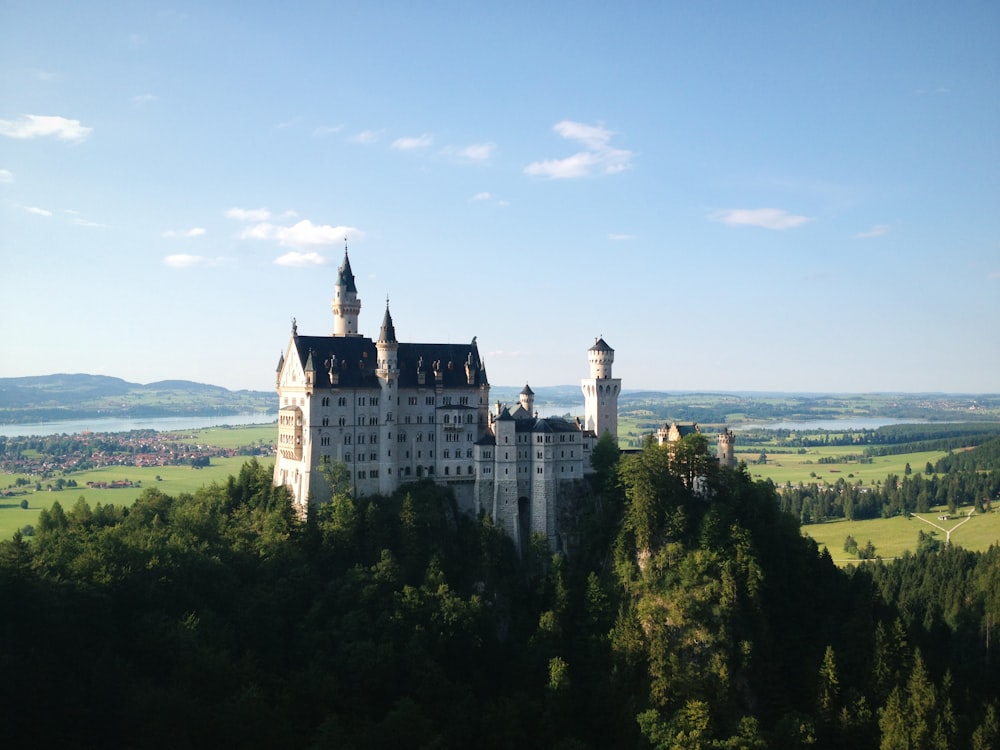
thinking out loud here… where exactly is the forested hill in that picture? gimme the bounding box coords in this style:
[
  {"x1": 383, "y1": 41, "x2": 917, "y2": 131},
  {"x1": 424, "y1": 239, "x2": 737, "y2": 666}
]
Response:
[
  {"x1": 0, "y1": 374, "x2": 273, "y2": 422},
  {"x1": 2, "y1": 440, "x2": 998, "y2": 747}
]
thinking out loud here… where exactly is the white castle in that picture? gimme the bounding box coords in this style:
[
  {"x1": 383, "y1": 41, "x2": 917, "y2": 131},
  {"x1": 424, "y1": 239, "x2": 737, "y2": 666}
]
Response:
[{"x1": 272, "y1": 248, "x2": 621, "y2": 550}]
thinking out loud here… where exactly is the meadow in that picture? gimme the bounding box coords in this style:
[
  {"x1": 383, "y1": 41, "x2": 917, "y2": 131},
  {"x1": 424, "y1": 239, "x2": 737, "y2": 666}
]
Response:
[
  {"x1": 1, "y1": 457, "x2": 275, "y2": 540},
  {"x1": 802, "y1": 504, "x2": 1000, "y2": 563}
]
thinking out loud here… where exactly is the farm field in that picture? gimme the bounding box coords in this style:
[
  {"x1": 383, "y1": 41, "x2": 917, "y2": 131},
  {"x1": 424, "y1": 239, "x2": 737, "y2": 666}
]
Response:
[
  {"x1": 736, "y1": 445, "x2": 951, "y2": 487},
  {"x1": 802, "y1": 504, "x2": 1000, "y2": 564},
  {"x1": 1, "y1": 455, "x2": 274, "y2": 541}
]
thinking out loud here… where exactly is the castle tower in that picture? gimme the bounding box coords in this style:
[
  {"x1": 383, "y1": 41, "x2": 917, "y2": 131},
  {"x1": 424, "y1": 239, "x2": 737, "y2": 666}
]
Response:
[
  {"x1": 581, "y1": 337, "x2": 621, "y2": 441},
  {"x1": 717, "y1": 429, "x2": 736, "y2": 469},
  {"x1": 331, "y1": 245, "x2": 361, "y2": 336},
  {"x1": 377, "y1": 301, "x2": 399, "y2": 495},
  {"x1": 519, "y1": 384, "x2": 535, "y2": 416}
]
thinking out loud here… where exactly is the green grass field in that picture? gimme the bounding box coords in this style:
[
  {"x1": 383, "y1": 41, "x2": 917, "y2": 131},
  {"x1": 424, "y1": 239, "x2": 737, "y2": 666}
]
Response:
[
  {"x1": 1, "y1": 457, "x2": 274, "y2": 541},
  {"x1": 736, "y1": 445, "x2": 950, "y2": 487},
  {"x1": 803, "y1": 504, "x2": 1000, "y2": 564}
]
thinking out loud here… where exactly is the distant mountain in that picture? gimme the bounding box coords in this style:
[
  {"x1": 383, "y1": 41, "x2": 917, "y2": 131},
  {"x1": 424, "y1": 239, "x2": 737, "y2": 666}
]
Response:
[{"x1": 0, "y1": 374, "x2": 274, "y2": 423}]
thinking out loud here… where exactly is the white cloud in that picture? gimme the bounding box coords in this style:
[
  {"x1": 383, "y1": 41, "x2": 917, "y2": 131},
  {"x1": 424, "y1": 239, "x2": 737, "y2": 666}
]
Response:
[
  {"x1": 525, "y1": 120, "x2": 634, "y2": 179},
  {"x1": 0, "y1": 169, "x2": 12, "y2": 183},
  {"x1": 392, "y1": 134, "x2": 432, "y2": 150},
  {"x1": 608, "y1": 233, "x2": 635, "y2": 241},
  {"x1": 274, "y1": 251, "x2": 328, "y2": 267},
  {"x1": 225, "y1": 207, "x2": 272, "y2": 222},
  {"x1": 351, "y1": 129, "x2": 381, "y2": 144},
  {"x1": 0, "y1": 114, "x2": 92, "y2": 142},
  {"x1": 275, "y1": 116, "x2": 302, "y2": 130},
  {"x1": 24, "y1": 206, "x2": 52, "y2": 217},
  {"x1": 164, "y1": 254, "x2": 205, "y2": 268},
  {"x1": 855, "y1": 224, "x2": 890, "y2": 239},
  {"x1": 70, "y1": 217, "x2": 109, "y2": 228},
  {"x1": 709, "y1": 208, "x2": 812, "y2": 230},
  {"x1": 240, "y1": 219, "x2": 363, "y2": 249},
  {"x1": 163, "y1": 227, "x2": 206, "y2": 238},
  {"x1": 457, "y1": 142, "x2": 495, "y2": 162},
  {"x1": 314, "y1": 125, "x2": 343, "y2": 137},
  {"x1": 131, "y1": 93, "x2": 157, "y2": 107},
  {"x1": 472, "y1": 192, "x2": 493, "y2": 201}
]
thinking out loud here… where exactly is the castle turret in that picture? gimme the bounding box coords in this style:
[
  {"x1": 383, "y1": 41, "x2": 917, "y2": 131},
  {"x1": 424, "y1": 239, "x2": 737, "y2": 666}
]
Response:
[
  {"x1": 331, "y1": 245, "x2": 361, "y2": 336},
  {"x1": 519, "y1": 383, "x2": 535, "y2": 416},
  {"x1": 581, "y1": 337, "x2": 621, "y2": 441},
  {"x1": 717, "y1": 429, "x2": 736, "y2": 469},
  {"x1": 377, "y1": 301, "x2": 399, "y2": 495}
]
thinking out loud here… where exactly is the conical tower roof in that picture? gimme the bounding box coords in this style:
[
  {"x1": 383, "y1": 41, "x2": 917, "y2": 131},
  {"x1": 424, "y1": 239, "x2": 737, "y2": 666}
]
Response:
[
  {"x1": 378, "y1": 301, "x2": 397, "y2": 344},
  {"x1": 337, "y1": 247, "x2": 357, "y2": 293}
]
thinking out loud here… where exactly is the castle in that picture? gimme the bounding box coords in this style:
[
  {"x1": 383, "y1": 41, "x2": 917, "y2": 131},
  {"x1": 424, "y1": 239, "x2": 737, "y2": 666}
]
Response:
[
  {"x1": 272, "y1": 248, "x2": 620, "y2": 550},
  {"x1": 273, "y1": 247, "x2": 734, "y2": 551}
]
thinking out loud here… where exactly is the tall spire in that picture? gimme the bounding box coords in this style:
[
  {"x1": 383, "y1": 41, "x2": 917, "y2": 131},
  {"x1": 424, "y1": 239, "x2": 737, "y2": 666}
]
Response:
[
  {"x1": 378, "y1": 297, "x2": 397, "y2": 344},
  {"x1": 337, "y1": 242, "x2": 357, "y2": 293}
]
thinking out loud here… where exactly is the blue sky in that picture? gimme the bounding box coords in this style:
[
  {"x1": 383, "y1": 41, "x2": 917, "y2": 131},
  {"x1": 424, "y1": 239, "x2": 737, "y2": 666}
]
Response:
[{"x1": 2, "y1": 2, "x2": 998, "y2": 393}]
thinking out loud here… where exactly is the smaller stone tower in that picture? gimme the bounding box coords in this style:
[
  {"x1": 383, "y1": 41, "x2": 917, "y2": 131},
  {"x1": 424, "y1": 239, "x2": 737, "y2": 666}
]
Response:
[
  {"x1": 377, "y1": 301, "x2": 399, "y2": 495},
  {"x1": 581, "y1": 337, "x2": 621, "y2": 441},
  {"x1": 717, "y1": 429, "x2": 736, "y2": 469},
  {"x1": 331, "y1": 245, "x2": 361, "y2": 336}
]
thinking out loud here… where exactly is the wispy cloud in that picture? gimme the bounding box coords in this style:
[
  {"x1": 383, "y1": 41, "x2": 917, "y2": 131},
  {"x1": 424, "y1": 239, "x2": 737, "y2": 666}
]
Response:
[
  {"x1": 351, "y1": 129, "x2": 381, "y2": 144},
  {"x1": 274, "y1": 251, "x2": 328, "y2": 267},
  {"x1": 525, "y1": 120, "x2": 634, "y2": 179},
  {"x1": 24, "y1": 206, "x2": 53, "y2": 217},
  {"x1": 0, "y1": 114, "x2": 92, "y2": 142},
  {"x1": 456, "y1": 142, "x2": 496, "y2": 163},
  {"x1": 313, "y1": 125, "x2": 343, "y2": 137},
  {"x1": 0, "y1": 169, "x2": 12, "y2": 183},
  {"x1": 392, "y1": 134, "x2": 433, "y2": 150},
  {"x1": 225, "y1": 207, "x2": 272, "y2": 222},
  {"x1": 472, "y1": 192, "x2": 493, "y2": 201},
  {"x1": 163, "y1": 227, "x2": 206, "y2": 238},
  {"x1": 34, "y1": 69, "x2": 61, "y2": 82},
  {"x1": 131, "y1": 93, "x2": 157, "y2": 107},
  {"x1": 164, "y1": 254, "x2": 210, "y2": 268},
  {"x1": 709, "y1": 208, "x2": 812, "y2": 230},
  {"x1": 855, "y1": 224, "x2": 890, "y2": 239},
  {"x1": 275, "y1": 116, "x2": 302, "y2": 130},
  {"x1": 608, "y1": 233, "x2": 635, "y2": 241},
  {"x1": 240, "y1": 219, "x2": 363, "y2": 250},
  {"x1": 70, "y1": 217, "x2": 109, "y2": 228}
]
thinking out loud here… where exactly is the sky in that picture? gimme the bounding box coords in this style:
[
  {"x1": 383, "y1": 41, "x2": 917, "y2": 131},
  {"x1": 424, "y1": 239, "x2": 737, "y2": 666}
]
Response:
[{"x1": 1, "y1": 2, "x2": 998, "y2": 394}]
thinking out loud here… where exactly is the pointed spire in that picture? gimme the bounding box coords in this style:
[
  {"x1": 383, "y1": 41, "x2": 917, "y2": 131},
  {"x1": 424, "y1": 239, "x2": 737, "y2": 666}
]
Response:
[
  {"x1": 378, "y1": 298, "x2": 397, "y2": 344},
  {"x1": 337, "y1": 242, "x2": 357, "y2": 293}
]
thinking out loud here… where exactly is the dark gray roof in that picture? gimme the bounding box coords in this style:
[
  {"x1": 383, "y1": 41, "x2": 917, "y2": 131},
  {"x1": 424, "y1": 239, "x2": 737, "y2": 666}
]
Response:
[
  {"x1": 337, "y1": 249, "x2": 357, "y2": 293},
  {"x1": 289, "y1": 334, "x2": 488, "y2": 389},
  {"x1": 589, "y1": 337, "x2": 613, "y2": 353},
  {"x1": 378, "y1": 305, "x2": 397, "y2": 344},
  {"x1": 520, "y1": 383, "x2": 534, "y2": 395}
]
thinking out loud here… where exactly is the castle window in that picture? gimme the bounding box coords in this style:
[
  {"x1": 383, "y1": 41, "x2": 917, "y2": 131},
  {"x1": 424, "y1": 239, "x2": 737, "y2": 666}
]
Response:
[
  {"x1": 320, "y1": 436, "x2": 330, "y2": 447},
  {"x1": 537, "y1": 467, "x2": 543, "y2": 474},
  {"x1": 358, "y1": 435, "x2": 365, "y2": 444},
  {"x1": 358, "y1": 471, "x2": 366, "y2": 479},
  {"x1": 429, "y1": 450, "x2": 434, "y2": 458},
  {"x1": 442, "y1": 396, "x2": 452, "y2": 405},
  {"x1": 338, "y1": 417, "x2": 346, "y2": 426},
  {"x1": 345, "y1": 452, "x2": 352, "y2": 462},
  {"x1": 321, "y1": 455, "x2": 330, "y2": 464},
  {"x1": 429, "y1": 432, "x2": 434, "y2": 441},
  {"x1": 537, "y1": 451, "x2": 542, "y2": 459},
  {"x1": 460, "y1": 396, "x2": 469, "y2": 405},
  {"x1": 370, "y1": 453, "x2": 376, "y2": 461},
  {"x1": 467, "y1": 465, "x2": 473, "y2": 474},
  {"x1": 417, "y1": 416, "x2": 423, "y2": 424},
  {"x1": 321, "y1": 396, "x2": 330, "y2": 407},
  {"x1": 358, "y1": 397, "x2": 365, "y2": 406},
  {"x1": 387, "y1": 412, "x2": 392, "y2": 422},
  {"x1": 444, "y1": 415, "x2": 450, "y2": 424},
  {"x1": 537, "y1": 436, "x2": 542, "y2": 443},
  {"x1": 445, "y1": 467, "x2": 449, "y2": 475},
  {"x1": 466, "y1": 449, "x2": 473, "y2": 458},
  {"x1": 405, "y1": 416, "x2": 411, "y2": 424},
  {"x1": 408, "y1": 396, "x2": 418, "y2": 405},
  {"x1": 405, "y1": 467, "x2": 411, "y2": 475},
  {"x1": 455, "y1": 466, "x2": 461, "y2": 475},
  {"x1": 426, "y1": 396, "x2": 434, "y2": 405},
  {"x1": 371, "y1": 470, "x2": 379, "y2": 478},
  {"x1": 371, "y1": 397, "x2": 378, "y2": 406},
  {"x1": 338, "y1": 397, "x2": 347, "y2": 406},
  {"x1": 444, "y1": 450, "x2": 450, "y2": 459},
  {"x1": 322, "y1": 416, "x2": 329, "y2": 426},
  {"x1": 345, "y1": 435, "x2": 352, "y2": 444}
]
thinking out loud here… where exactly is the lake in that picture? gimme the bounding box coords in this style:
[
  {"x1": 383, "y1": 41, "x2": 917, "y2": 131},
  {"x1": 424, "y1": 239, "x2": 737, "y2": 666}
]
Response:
[
  {"x1": 0, "y1": 413, "x2": 278, "y2": 438},
  {"x1": 735, "y1": 417, "x2": 928, "y2": 432}
]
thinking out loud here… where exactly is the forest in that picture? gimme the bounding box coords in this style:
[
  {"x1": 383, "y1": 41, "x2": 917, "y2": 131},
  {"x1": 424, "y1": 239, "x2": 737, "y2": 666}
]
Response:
[{"x1": 2, "y1": 436, "x2": 999, "y2": 748}]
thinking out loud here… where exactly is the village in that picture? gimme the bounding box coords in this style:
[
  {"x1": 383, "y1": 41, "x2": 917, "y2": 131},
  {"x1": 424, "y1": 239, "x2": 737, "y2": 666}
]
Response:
[{"x1": 0, "y1": 429, "x2": 270, "y2": 490}]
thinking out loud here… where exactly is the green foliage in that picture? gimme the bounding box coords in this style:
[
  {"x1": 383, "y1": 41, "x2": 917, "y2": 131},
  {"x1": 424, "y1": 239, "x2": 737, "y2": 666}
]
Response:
[{"x1": 2, "y1": 447, "x2": 999, "y2": 748}]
